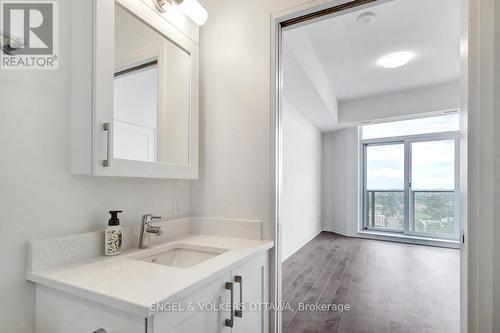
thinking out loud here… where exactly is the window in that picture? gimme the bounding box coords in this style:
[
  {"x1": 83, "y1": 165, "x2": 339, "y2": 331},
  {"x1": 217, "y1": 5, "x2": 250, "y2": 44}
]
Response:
[
  {"x1": 365, "y1": 143, "x2": 405, "y2": 231},
  {"x1": 361, "y1": 114, "x2": 460, "y2": 241},
  {"x1": 361, "y1": 113, "x2": 459, "y2": 139}
]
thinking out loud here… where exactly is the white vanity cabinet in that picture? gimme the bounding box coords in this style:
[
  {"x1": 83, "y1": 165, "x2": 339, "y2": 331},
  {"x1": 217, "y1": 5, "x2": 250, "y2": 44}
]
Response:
[{"x1": 35, "y1": 252, "x2": 269, "y2": 333}]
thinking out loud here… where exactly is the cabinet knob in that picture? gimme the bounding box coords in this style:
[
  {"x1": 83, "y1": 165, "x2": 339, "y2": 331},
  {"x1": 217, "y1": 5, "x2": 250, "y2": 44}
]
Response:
[{"x1": 93, "y1": 329, "x2": 107, "y2": 333}]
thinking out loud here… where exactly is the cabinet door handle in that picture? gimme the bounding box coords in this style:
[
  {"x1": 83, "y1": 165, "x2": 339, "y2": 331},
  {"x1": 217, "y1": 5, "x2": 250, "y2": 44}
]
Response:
[
  {"x1": 103, "y1": 122, "x2": 111, "y2": 167},
  {"x1": 93, "y1": 329, "x2": 107, "y2": 333},
  {"x1": 235, "y1": 275, "x2": 243, "y2": 318},
  {"x1": 225, "y1": 282, "x2": 234, "y2": 327}
]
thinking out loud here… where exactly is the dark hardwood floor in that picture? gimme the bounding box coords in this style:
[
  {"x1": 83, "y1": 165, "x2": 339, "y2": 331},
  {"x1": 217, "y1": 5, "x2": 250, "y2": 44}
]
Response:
[{"x1": 282, "y1": 232, "x2": 459, "y2": 333}]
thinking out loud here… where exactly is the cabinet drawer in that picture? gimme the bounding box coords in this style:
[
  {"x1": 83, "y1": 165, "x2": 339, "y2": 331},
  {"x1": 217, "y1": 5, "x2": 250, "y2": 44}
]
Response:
[
  {"x1": 151, "y1": 273, "x2": 232, "y2": 333},
  {"x1": 36, "y1": 285, "x2": 146, "y2": 333}
]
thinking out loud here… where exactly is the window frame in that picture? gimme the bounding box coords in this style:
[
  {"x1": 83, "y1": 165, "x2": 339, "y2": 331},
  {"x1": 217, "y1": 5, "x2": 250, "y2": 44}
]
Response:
[{"x1": 360, "y1": 130, "x2": 460, "y2": 241}]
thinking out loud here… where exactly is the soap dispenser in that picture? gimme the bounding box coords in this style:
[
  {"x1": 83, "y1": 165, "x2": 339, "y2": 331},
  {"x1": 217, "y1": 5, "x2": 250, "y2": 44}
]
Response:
[{"x1": 105, "y1": 210, "x2": 123, "y2": 256}]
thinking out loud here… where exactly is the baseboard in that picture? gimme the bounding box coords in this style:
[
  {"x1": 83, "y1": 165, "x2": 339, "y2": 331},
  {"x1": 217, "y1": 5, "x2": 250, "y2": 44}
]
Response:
[
  {"x1": 352, "y1": 230, "x2": 459, "y2": 249},
  {"x1": 281, "y1": 229, "x2": 322, "y2": 262},
  {"x1": 321, "y1": 227, "x2": 349, "y2": 238}
]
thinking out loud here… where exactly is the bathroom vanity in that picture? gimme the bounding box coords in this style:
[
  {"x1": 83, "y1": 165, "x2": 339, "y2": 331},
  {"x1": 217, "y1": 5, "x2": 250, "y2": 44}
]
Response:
[{"x1": 28, "y1": 233, "x2": 273, "y2": 333}]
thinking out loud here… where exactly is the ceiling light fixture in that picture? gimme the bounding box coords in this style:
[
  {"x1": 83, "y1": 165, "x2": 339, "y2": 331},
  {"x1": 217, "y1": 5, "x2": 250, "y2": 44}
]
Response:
[
  {"x1": 377, "y1": 51, "x2": 414, "y2": 68},
  {"x1": 356, "y1": 12, "x2": 376, "y2": 25},
  {"x1": 154, "y1": 0, "x2": 208, "y2": 26}
]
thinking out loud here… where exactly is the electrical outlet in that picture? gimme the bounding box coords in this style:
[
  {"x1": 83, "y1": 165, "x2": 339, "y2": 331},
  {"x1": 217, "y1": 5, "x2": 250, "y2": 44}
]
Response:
[{"x1": 174, "y1": 196, "x2": 182, "y2": 217}]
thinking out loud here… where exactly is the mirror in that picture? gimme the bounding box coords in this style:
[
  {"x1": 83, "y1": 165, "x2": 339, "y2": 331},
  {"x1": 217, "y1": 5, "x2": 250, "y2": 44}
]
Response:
[{"x1": 113, "y1": 4, "x2": 190, "y2": 165}]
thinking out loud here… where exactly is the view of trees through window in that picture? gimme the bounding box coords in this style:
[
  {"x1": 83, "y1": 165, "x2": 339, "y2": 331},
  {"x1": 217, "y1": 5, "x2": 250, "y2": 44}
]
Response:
[
  {"x1": 367, "y1": 191, "x2": 455, "y2": 236},
  {"x1": 367, "y1": 191, "x2": 404, "y2": 230},
  {"x1": 413, "y1": 192, "x2": 455, "y2": 235}
]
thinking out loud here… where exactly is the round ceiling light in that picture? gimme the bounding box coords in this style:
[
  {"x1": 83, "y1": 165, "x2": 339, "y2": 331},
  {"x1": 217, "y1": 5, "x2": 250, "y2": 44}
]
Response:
[
  {"x1": 377, "y1": 51, "x2": 415, "y2": 68},
  {"x1": 356, "y1": 12, "x2": 376, "y2": 25}
]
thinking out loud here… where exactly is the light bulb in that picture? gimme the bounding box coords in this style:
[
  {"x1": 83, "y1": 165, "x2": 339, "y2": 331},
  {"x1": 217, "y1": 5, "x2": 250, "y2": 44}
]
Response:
[
  {"x1": 377, "y1": 51, "x2": 415, "y2": 68},
  {"x1": 178, "y1": 0, "x2": 208, "y2": 26}
]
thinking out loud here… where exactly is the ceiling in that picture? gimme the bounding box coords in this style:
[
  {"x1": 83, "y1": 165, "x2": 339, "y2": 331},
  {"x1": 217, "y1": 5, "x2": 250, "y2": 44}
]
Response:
[{"x1": 282, "y1": 0, "x2": 462, "y2": 131}]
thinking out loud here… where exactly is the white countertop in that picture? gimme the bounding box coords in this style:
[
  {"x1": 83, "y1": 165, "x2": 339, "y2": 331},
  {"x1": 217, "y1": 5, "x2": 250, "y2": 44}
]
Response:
[{"x1": 27, "y1": 235, "x2": 273, "y2": 317}]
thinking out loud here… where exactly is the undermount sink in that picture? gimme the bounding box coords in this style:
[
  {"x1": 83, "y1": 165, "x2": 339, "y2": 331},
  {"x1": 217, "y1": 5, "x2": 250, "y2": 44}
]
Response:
[{"x1": 133, "y1": 244, "x2": 228, "y2": 269}]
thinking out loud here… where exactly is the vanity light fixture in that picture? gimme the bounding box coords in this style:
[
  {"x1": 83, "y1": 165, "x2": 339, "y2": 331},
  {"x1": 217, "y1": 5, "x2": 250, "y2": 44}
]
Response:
[
  {"x1": 0, "y1": 31, "x2": 23, "y2": 55},
  {"x1": 377, "y1": 51, "x2": 415, "y2": 69},
  {"x1": 154, "y1": 0, "x2": 208, "y2": 26}
]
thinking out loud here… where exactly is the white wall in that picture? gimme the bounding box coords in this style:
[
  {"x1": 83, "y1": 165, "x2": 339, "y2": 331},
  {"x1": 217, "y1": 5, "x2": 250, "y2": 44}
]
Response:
[
  {"x1": 191, "y1": 0, "x2": 317, "y2": 232},
  {"x1": 0, "y1": 1, "x2": 191, "y2": 332},
  {"x1": 283, "y1": 33, "x2": 339, "y2": 132},
  {"x1": 321, "y1": 128, "x2": 358, "y2": 236},
  {"x1": 338, "y1": 80, "x2": 460, "y2": 124},
  {"x1": 281, "y1": 98, "x2": 322, "y2": 261}
]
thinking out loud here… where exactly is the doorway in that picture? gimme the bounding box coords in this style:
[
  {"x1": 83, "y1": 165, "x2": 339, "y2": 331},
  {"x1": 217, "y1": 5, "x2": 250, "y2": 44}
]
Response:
[{"x1": 271, "y1": 0, "x2": 468, "y2": 332}]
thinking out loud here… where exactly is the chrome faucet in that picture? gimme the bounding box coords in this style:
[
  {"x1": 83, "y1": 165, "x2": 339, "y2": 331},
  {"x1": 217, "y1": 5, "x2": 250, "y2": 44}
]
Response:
[{"x1": 139, "y1": 214, "x2": 163, "y2": 249}]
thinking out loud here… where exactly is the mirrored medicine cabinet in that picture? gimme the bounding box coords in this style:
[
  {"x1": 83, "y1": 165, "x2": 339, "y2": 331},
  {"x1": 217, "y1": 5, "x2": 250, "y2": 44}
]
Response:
[{"x1": 71, "y1": 0, "x2": 199, "y2": 179}]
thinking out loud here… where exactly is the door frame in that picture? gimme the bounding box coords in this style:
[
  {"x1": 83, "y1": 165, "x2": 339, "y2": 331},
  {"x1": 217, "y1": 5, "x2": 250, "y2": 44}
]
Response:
[{"x1": 269, "y1": 0, "x2": 470, "y2": 332}]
